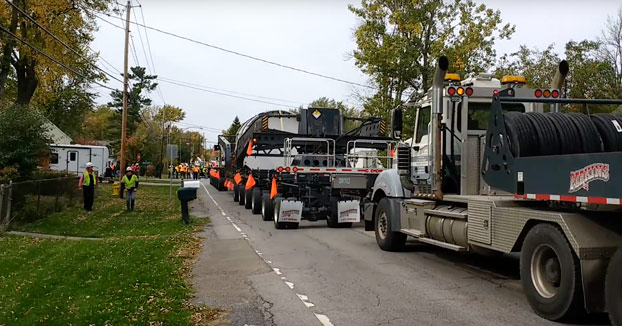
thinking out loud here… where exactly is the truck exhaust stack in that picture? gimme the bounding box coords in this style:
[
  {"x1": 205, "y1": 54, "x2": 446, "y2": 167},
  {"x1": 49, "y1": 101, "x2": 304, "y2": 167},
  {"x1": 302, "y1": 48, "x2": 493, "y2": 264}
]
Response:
[{"x1": 430, "y1": 56, "x2": 449, "y2": 199}]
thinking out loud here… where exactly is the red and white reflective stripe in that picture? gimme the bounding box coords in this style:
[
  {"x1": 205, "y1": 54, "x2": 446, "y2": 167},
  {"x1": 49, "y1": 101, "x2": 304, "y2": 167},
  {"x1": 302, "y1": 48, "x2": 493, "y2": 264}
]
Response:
[
  {"x1": 514, "y1": 194, "x2": 622, "y2": 205},
  {"x1": 286, "y1": 166, "x2": 385, "y2": 174}
]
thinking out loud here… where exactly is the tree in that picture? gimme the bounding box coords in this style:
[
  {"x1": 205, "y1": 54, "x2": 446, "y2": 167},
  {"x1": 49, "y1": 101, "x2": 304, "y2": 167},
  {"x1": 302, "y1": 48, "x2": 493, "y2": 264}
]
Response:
[
  {"x1": 79, "y1": 105, "x2": 116, "y2": 142},
  {"x1": 599, "y1": 6, "x2": 622, "y2": 94},
  {"x1": 223, "y1": 116, "x2": 241, "y2": 136},
  {"x1": 108, "y1": 66, "x2": 158, "y2": 137},
  {"x1": 494, "y1": 45, "x2": 560, "y2": 89},
  {"x1": 0, "y1": 0, "x2": 109, "y2": 105},
  {"x1": 349, "y1": 0, "x2": 514, "y2": 134},
  {"x1": 0, "y1": 103, "x2": 51, "y2": 178},
  {"x1": 37, "y1": 80, "x2": 96, "y2": 139}
]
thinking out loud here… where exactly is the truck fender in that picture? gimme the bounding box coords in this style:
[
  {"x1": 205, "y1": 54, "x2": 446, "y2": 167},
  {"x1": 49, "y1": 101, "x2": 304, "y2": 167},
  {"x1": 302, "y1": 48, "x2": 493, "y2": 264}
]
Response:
[{"x1": 371, "y1": 169, "x2": 405, "y2": 201}]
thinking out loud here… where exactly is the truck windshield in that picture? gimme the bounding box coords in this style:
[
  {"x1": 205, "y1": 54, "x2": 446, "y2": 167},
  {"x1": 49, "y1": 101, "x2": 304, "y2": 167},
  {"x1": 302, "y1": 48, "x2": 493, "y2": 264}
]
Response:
[{"x1": 465, "y1": 102, "x2": 525, "y2": 130}]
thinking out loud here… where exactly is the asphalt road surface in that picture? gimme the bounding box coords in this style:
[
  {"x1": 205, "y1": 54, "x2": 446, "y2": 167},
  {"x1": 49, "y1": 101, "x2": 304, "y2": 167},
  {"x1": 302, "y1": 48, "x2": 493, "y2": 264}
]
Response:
[{"x1": 191, "y1": 179, "x2": 610, "y2": 326}]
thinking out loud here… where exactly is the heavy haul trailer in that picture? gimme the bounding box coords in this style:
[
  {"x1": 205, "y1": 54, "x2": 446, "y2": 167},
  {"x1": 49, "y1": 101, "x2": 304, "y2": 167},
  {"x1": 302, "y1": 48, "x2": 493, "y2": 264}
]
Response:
[
  {"x1": 366, "y1": 56, "x2": 622, "y2": 325},
  {"x1": 214, "y1": 110, "x2": 300, "y2": 211},
  {"x1": 264, "y1": 108, "x2": 395, "y2": 229},
  {"x1": 209, "y1": 134, "x2": 235, "y2": 191}
]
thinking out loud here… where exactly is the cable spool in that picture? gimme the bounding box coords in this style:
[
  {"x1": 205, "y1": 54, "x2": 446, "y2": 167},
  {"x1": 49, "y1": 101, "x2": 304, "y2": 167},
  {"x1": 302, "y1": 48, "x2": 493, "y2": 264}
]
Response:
[
  {"x1": 524, "y1": 112, "x2": 561, "y2": 155},
  {"x1": 590, "y1": 114, "x2": 622, "y2": 152},
  {"x1": 546, "y1": 113, "x2": 582, "y2": 155},
  {"x1": 567, "y1": 113, "x2": 602, "y2": 153}
]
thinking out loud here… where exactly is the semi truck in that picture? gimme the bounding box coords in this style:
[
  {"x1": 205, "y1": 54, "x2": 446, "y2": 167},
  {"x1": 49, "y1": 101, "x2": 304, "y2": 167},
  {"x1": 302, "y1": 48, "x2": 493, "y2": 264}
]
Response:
[
  {"x1": 267, "y1": 108, "x2": 395, "y2": 229},
  {"x1": 365, "y1": 56, "x2": 622, "y2": 325}
]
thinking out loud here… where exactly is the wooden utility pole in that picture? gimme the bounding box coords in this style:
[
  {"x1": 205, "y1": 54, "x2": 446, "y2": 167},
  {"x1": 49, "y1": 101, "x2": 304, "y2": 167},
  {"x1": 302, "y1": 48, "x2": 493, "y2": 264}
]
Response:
[{"x1": 119, "y1": 0, "x2": 131, "y2": 179}]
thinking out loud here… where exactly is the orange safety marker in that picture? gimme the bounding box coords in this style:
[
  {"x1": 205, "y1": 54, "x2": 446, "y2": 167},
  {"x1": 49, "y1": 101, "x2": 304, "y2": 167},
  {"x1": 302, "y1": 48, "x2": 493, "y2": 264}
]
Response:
[
  {"x1": 214, "y1": 170, "x2": 220, "y2": 180},
  {"x1": 246, "y1": 139, "x2": 253, "y2": 156},
  {"x1": 234, "y1": 173, "x2": 242, "y2": 185},
  {"x1": 245, "y1": 174, "x2": 256, "y2": 190},
  {"x1": 270, "y1": 177, "x2": 278, "y2": 200}
]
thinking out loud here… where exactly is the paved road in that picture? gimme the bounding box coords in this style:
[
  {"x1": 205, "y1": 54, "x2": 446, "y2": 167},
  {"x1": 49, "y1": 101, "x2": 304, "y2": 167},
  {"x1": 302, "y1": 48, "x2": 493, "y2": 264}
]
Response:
[{"x1": 191, "y1": 179, "x2": 609, "y2": 326}]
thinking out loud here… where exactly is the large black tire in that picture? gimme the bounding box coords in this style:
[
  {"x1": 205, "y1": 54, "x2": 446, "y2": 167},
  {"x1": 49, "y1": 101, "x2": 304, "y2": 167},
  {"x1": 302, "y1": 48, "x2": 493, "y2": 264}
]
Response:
[
  {"x1": 217, "y1": 178, "x2": 225, "y2": 191},
  {"x1": 238, "y1": 186, "x2": 246, "y2": 206},
  {"x1": 261, "y1": 194, "x2": 274, "y2": 221},
  {"x1": 591, "y1": 114, "x2": 622, "y2": 152},
  {"x1": 233, "y1": 185, "x2": 239, "y2": 202},
  {"x1": 374, "y1": 198, "x2": 406, "y2": 251},
  {"x1": 326, "y1": 197, "x2": 352, "y2": 228},
  {"x1": 520, "y1": 224, "x2": 584, "y2": 321},
  {"x1": 244, "y1": 187, "x2": 253, "y2": 209},
  {"x1": 273, "y1": 198, "x2": 287, "y2": 229},
  {"x1": 251, "y1": 188, "x2": 262, "y2": 214},
  {"x1": 606, "y1": 249, "x2": 622, "y2": 326}
]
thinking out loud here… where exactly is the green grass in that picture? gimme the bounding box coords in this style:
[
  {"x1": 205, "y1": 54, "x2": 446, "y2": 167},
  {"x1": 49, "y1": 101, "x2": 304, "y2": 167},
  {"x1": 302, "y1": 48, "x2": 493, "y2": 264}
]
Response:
[
  {"x1": 15, "y1": 184, "x2": 194, "y2": 237},
  {"x1": 0, "y1": 184, "x2": 214, "y2": 326}
]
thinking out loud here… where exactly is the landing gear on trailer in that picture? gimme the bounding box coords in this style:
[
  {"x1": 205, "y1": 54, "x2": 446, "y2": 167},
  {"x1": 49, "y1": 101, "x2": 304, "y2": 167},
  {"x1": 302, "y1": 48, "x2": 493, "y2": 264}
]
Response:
[{"x1": 520, "y1": 224, "x2": 584, "y2": 321}]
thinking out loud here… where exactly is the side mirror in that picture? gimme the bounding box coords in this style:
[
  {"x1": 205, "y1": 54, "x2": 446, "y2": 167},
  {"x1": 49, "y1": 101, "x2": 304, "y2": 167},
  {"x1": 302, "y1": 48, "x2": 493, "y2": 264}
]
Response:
[
  {"x1": 391, "y1": 109, "x2": 403, "y2": 139},
  {"x1": 213, "y1": 145, "x2": 221, "y2": 151}
]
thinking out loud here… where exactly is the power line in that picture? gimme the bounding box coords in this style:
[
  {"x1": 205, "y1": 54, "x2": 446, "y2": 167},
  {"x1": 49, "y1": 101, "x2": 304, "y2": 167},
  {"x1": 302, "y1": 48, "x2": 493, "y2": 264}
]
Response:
[
  {"x1": 89, "y1": 10, "x2": 375, "y2": 90},
  {"x1": 136, "y1": 3, "x2": 166, "y2": 105},
  {"x1": 4, "y1": 0, "x2": 124, "y2": 86},
  {"x1": 132, "y1": 8, "x2": 152, "y2": 73},
  {"x1": 0, "y1": 25, "x2": 116, "y2": 91},
  {"x1": 158, "y1": 78, "x2": 296, "y2": 108},
  {"x1": 157, "y1": 76, "x2": 303, "y2": 105}
]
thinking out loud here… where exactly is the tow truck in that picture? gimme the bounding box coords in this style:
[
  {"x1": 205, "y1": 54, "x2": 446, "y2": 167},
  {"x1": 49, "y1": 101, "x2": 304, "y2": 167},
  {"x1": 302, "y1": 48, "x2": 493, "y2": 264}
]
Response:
[{"x1": 366, "y1": 56, "x2": 622, "y2": 325}]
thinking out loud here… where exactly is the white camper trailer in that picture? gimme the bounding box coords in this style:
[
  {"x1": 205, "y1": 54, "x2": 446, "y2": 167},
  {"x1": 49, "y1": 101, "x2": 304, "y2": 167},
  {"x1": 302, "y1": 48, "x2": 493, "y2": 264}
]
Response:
[{"x1": 49, "y1": 144, "x2": 110, "y2": 177}]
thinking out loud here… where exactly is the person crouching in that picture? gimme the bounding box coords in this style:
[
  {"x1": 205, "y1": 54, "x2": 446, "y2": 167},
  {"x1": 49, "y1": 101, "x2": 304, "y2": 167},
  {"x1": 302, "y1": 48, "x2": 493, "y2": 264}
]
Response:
[{"x1": 121, "y1": 167, "x2": 139, "y2": 211}]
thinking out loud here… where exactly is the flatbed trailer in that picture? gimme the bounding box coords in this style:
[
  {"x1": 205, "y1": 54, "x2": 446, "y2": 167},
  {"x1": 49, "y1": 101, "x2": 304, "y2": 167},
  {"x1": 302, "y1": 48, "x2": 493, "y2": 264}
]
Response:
[{"x1": 366, "y1": 56, "x2": 622, "y2": 325}]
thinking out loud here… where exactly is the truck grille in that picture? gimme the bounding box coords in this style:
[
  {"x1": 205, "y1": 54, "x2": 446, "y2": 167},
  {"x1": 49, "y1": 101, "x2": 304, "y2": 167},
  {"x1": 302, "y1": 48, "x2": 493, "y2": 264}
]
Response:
[{"x1": 397, "y1": 146, "x2": 410, "y2": 175}]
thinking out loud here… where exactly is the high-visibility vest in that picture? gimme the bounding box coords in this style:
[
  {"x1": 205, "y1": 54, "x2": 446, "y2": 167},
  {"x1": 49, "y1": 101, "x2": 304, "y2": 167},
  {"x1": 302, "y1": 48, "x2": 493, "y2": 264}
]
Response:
[
  {"x1": 121, "y1": 174, "x2": 138, "y2": 189},
  {"x1": 193, "y1": 166, "x2": 199, "y2": 173},
  {"x1": 175, "y1": 166, "x2": 180, "y2": 172},
  {"x1": 82, "y1": 170, "x2": 97, "y2": 186}
]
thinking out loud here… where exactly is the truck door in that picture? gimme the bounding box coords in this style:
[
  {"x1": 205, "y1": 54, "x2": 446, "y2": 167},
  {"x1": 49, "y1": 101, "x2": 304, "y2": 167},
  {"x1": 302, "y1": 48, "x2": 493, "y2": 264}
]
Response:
[{"x1": 66, "y1": 150, "x2": 79, "y2": 175}]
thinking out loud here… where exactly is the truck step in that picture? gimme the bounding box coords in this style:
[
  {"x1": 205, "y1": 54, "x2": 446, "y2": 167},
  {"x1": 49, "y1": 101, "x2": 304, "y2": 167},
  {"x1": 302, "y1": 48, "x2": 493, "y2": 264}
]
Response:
[
  {"x1": 417, "y1": 237, "x2": 467, "y2": 252},
  {"x1": 400, "y1": 228, "x2": 424, "y2": 237}
]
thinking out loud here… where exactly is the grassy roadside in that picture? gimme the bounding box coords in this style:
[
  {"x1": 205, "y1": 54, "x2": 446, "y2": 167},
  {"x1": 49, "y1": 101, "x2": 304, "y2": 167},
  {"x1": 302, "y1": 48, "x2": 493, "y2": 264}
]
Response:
[{"x1": 0, "y1": 184, "x2": 218, "y2": 326}]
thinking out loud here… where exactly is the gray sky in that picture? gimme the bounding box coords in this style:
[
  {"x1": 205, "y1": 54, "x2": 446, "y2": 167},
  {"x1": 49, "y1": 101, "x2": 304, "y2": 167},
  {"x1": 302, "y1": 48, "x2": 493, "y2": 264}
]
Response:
[{"x1": 90, "y1": 0, "x2": 621, "y2": 145}]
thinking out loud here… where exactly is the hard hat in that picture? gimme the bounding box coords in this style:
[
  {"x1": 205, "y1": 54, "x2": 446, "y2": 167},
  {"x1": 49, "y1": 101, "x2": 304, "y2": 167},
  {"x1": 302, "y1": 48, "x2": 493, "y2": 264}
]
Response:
[
  {"x1": 126, "y1": 167, "x2": 132, "y2": 172},
  {"x1": 86, "y1": 162, "x2": 94, "y2": 168}
]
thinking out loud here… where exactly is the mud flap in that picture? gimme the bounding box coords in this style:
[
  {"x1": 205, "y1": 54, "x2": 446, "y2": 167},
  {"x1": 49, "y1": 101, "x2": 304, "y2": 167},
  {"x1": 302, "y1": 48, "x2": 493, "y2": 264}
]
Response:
[
  {"x1": 338, "y1": 200, "x2": 360, "y2": 223},
  {"x1": 278, "y1": 200, "x2": 302, "y2": 223}
]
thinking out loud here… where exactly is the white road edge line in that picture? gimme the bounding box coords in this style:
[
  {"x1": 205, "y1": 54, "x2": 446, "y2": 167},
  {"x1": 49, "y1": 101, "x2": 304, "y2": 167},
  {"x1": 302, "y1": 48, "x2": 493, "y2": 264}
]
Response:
[{"x1": 201, "y1": 182, "x2": 332, "y2": 325}]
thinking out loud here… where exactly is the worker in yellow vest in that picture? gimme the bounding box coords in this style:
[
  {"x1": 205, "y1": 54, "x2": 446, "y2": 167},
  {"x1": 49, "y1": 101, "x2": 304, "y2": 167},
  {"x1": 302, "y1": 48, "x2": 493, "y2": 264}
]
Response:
[
  {"x1": 121, "y1": 167, "x2": 139, "y2": 211},
  {"x1": 78, "y1": 162, "x2": 97, "y2": 211}
]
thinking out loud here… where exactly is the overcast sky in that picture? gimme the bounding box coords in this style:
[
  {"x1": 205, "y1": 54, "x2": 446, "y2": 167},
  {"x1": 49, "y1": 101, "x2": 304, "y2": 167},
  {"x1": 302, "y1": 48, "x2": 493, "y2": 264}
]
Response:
[{"x1": 90, "y1": 0, "x2": 621, "y2": 145}]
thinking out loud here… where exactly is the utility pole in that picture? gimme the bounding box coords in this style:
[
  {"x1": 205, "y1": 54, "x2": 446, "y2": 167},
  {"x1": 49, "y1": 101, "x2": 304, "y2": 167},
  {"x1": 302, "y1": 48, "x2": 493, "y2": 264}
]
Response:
[{"x1": 119, "y1": 0, "x2": 131, "y2": 180}]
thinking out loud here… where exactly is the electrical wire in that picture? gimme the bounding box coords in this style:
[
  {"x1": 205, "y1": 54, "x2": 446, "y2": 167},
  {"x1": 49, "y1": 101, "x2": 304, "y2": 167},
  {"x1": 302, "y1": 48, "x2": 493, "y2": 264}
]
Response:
[
  {"x1": 88, "y1": 10, "x2": 375, "y2": 90},
  {"x1": 157, "y1": 76, "x2": 303, "y2": 105},
  {"x1": 136, "y1": 2, "x2": 166, "y2": 105},
  {"x1": 0, "y1": 25, "x2": 116, "y2": 91},
  {"x1": 4, "y1": 0, "x2": 124, "y2": 86}
]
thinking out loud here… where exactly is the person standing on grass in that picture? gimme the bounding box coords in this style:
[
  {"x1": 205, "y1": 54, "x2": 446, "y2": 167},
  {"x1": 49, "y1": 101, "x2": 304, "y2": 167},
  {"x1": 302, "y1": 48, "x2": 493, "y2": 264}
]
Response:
[
  {"x1": 121, "y1": 167, "x2": 140, "y2": 211},
  {"x1": 78, "y1": 162, "x2": 97, "y2": 211}
]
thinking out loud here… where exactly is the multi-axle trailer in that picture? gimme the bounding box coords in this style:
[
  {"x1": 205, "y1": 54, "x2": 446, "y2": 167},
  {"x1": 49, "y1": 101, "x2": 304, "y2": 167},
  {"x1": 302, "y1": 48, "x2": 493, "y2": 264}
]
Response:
[{"x1": 366, "y1": 56, "x2": 622, "y2": 325}]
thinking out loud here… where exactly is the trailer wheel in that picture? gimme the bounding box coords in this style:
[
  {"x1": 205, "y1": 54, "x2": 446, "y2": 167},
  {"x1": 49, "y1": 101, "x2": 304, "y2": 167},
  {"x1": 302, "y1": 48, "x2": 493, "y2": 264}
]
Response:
[
  {"x1": 326, "y1": 197, "x2": 352, "y2": 228},
  {"x1": 217, "y1": 178, "x2": 225, "y2": 191},
  {"x1": 606, "y1": 249, "x2": 622, "y2": 326},
  {"x1": 273, "y1": 198, "x2": 287, "y2": 229},
  {"x1": 520, "y1": 224, "x2": 583, "y2": 321},
  {"x1": 251, "y1": 188, "x2": 262, "y2": 214},
  {"x1": 375, "y1": 198, "x2": 406, "y2": 251},
  {"x1": 261, "y1": 194, "x2": 273, "y2": 221},
  {"x1": 233, "y1": 185, "x2": 239, "y2": 202},
  {"x1": 238, "y1": 186, "x2": 246, "y2": 206},
  {"x1": 244, "y1": 187, "x2": 253, "y2": 209}
]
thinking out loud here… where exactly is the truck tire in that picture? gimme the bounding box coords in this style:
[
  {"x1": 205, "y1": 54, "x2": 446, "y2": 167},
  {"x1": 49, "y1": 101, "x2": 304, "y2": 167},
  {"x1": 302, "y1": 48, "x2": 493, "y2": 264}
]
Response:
[
  {"x1": 273, "y1": 198, "x2": 287, "y2": 229},
  {"x1": 326, "y1": 197, "x2": 352, "y2": 228},
  {"x1": 233, "y1": 185, "x2": 239, "y2": 202},
  {"x1": 520, "y1": 224, "x2": 584, "y2": 321},
  {"x1": 375, "y1": 198, "x2": 406, "y2": 251},
  {"x1": 238, "y1": 186, "x2": 246, "y2": 206},
  {"x1": 244, "y1": 187, "x2": 253, "y2": 209},
  {"x1": 218, "y1": 178, "x2": 225, "y2": 191},
  {"x1": 251, "y1": 188, "x2": 262, "y2": 214},
  {"x1": 606, "y1": 249, "x2": 622, "y2": 326},
  {"x1": 261, "y1": 194, "x2": 274, "y2": 221}
]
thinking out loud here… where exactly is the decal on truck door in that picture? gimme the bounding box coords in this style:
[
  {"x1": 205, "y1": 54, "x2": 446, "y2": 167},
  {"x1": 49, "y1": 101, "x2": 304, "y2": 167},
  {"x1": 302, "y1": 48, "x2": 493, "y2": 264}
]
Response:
[{"x1": 569, "y1": 163, "x2": 609, "y2": 193}]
